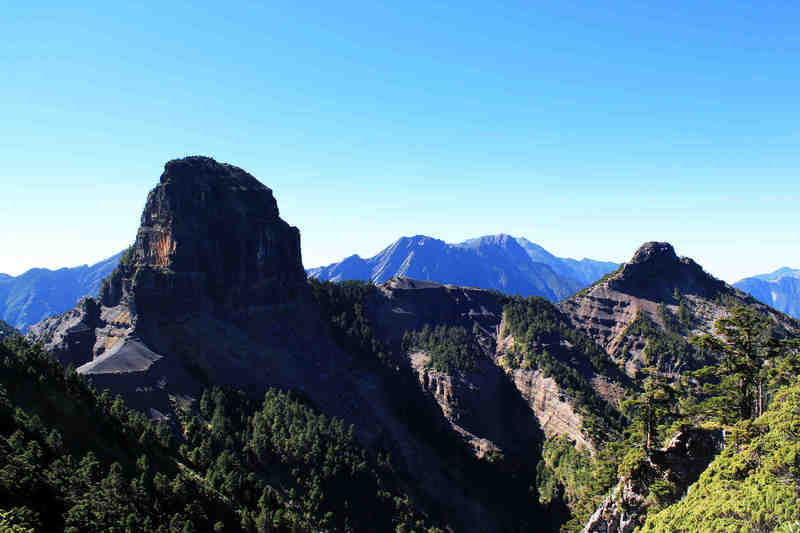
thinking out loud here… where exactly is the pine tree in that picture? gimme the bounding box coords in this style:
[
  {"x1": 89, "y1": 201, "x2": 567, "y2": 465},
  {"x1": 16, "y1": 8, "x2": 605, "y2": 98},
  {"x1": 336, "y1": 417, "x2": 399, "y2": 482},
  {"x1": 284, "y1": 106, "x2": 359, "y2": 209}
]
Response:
[{"x1": 695, "y1": 306, "x2": 777, "y2": 421}]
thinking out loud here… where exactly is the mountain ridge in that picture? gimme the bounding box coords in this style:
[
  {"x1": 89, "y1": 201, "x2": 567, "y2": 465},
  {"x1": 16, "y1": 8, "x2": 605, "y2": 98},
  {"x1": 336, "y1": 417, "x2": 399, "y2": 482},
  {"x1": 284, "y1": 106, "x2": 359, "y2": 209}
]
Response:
[
  {"x1": 308, "y1": 233, "x2": 619, "y2": 302},
  {"x1": 734, "y1": 267, "x2": 800, "y2": 319},
  {"x1": 0, "y1": 251, "x2": 124, "y2": 331}
]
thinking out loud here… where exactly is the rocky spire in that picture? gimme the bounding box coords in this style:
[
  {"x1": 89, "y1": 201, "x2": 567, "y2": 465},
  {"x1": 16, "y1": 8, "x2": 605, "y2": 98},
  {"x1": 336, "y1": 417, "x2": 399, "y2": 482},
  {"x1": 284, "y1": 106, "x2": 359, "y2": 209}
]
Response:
[
  {"x1": 101, "y1": 156, "x2": 307, "y2": 317},
  {"x1": 33, "y1": 156, "x2": 310, "y2": 369},
  {"x1": 607, "y1": 241, "x2": 726, "y2": 301}
]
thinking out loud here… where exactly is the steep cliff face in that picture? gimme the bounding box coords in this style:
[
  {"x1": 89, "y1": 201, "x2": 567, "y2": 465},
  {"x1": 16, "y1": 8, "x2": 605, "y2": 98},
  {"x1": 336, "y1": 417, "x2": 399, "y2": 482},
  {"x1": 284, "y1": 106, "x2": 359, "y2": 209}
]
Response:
[
  {"x1": 561, "y1": 242, "x2": 800, "y2": 376},
  {"x1": 101, "y1": 156, "x2": 306, "y2": 317},
  {"x1": 507, "y1": 367, "x2": 594, "y2": 451},
  {"x1": 369, "y1": 278, "x2": 546, "y2": 460},
  {"x1": 26, "y1": 157, "x2": 315, "y2": 422},
  {"x1": 368, "y1": 278, "x2": 624, "y2": 453},
  {"x1": 410, "y1": 352, "x2": 544, "y2": 460}
]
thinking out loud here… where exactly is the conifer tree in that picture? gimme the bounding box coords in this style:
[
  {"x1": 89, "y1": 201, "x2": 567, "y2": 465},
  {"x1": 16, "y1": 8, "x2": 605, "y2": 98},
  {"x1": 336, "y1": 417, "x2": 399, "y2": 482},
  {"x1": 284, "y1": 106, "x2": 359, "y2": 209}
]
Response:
[{"x1": 694, "y1": 306, "x2": 777, "y2": 421}]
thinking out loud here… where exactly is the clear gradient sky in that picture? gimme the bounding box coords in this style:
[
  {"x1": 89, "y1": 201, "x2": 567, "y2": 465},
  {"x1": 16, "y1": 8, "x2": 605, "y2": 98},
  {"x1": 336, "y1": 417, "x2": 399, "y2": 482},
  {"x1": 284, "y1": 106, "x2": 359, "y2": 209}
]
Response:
[{"x1": 2, "y1": 1, "x2": 798, "y2": 283}]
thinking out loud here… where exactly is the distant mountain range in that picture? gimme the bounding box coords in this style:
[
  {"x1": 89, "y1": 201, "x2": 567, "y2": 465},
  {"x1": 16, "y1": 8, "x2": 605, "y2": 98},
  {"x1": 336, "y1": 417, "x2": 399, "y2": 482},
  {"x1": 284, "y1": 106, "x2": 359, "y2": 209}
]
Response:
[
  {"x1": 3, "y1": 236, "x2": 797, "y2": 337},
  {"x1": 734, "y1": 267, "x2": 800, "y2": 319},
  {"x1": 307, "y1": 234, "x2": 619, "y2": 302},
  {"x1": 0, "y1": 251, "x2": 124, "y2": 331}
]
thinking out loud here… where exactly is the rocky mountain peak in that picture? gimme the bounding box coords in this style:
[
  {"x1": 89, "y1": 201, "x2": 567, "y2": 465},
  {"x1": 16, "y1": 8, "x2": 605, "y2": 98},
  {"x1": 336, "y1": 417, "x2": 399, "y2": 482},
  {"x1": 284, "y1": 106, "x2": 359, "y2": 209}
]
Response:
[
  {"x1": 30, "y1": 155, "x2": 313, "y2": 376},
  {"x1": 100, "y1": 156, "x2": 306, "y2": 313},
  {"x1": 161, "y1": 155, "x2": 273, "y2": 193},
  {"x1": 629, "y1": 241, "x2": 678, "y2": 265},
  {"x1": 136, "y1": 156, "x2": 285, "y2": 270},
  {"x1": 606, "y1": 241, "x2": 725, "y2": 301}
]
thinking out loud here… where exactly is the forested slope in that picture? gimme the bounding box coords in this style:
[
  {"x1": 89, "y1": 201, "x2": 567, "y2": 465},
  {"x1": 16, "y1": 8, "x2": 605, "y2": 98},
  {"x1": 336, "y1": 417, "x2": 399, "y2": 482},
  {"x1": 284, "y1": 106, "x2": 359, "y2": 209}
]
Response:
[{"x1": 0, "y1": 336, "x2": 443, "y2": 532}]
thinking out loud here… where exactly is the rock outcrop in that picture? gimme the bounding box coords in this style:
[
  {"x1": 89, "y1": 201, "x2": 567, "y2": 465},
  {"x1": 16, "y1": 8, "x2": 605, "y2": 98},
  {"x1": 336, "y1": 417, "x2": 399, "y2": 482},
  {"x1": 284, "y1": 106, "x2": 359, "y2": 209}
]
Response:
[
  {"x1": 583, "y1": 428, "x2": 723, "y2": 533},
  {"x1": 606, "y1": 242, "x2": 725, "y2": 302},
  {"x1": 29, "y1": 157, "x2": 308, "y2": 371},
  {"x1": 100, "y1": 156, "x2": 305, "y2": 323}
]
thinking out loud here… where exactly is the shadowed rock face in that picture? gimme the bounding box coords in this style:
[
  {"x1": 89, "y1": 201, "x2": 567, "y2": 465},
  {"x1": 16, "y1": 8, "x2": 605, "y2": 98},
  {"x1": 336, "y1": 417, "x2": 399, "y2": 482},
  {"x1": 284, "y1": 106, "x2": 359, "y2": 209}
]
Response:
[
  {"x1": 369, "y1": 278, "x2": 620, "y2": 452},
  {"x1": 607, "y1": 242, "x2": 726, "y2": 302},
  {"x1": 31, "y1": 157, "x2": 308, "y2": 372},
  {"x1": 103, "y1": 156, "x2": 306, "y2": 318}
]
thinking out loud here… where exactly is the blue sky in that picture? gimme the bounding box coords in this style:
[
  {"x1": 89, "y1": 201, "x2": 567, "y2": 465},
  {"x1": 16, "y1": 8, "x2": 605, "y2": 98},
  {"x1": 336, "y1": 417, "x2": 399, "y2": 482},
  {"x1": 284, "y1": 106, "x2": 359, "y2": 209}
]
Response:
[{"x1": 2, "y1": 1, "x2": 798, "y2": 282}]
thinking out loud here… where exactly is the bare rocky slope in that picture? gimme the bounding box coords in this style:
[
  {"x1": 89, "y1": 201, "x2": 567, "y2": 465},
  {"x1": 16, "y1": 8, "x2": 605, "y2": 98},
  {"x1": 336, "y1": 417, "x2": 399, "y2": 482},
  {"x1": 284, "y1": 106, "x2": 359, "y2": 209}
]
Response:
[
  {"x1": 560, "y1": 241, "x2": 800, "y2": 378},
  {"x1": 364, "y1": 277, "x2": 625, "y2": 455},
  {"x1": 583, "y1": 428, "x2": 723, "y2": 533}
]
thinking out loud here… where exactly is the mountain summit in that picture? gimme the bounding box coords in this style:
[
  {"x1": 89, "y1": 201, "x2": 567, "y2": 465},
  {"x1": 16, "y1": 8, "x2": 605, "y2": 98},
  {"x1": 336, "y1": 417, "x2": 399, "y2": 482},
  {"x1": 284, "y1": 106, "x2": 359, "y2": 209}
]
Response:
[
  {"x1": 308, "y1": 233, "x2": 618, "y2": 301},
  {"x1": 561, "y1": 241, "x2": 798, "y2": 376},
  {"x1": 29, "y1": 156, "x2": 308, "y2": 378},
  {"x1": 100, "y1": 156, "x2": 306, "y2": 316},
  {"x1": 606, "y1": 241, "x2": 726, "y2": 302}
]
